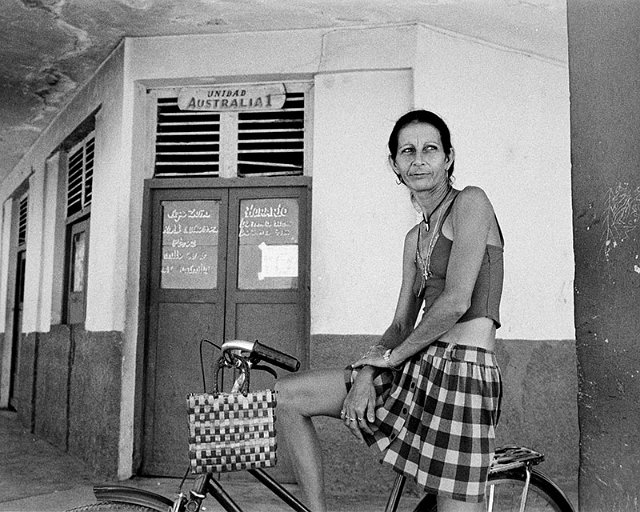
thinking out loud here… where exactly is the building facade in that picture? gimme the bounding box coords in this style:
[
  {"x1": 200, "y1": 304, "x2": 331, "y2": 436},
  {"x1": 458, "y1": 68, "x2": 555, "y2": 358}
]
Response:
[{"x1": 0, "y1": 24, "x2": 576, "y2": 495}]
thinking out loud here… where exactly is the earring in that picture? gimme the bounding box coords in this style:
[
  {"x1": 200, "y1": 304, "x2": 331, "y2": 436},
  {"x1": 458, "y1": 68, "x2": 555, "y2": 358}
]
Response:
[{"x1": 395, "y1": 174, "x2": 404, "y2": 185}]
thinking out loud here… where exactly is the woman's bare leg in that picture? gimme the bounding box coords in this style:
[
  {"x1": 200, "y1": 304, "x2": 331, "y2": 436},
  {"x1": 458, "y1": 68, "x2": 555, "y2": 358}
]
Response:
[{"x1": 275, "y1": 368, "x2": 347, "y2": 512}]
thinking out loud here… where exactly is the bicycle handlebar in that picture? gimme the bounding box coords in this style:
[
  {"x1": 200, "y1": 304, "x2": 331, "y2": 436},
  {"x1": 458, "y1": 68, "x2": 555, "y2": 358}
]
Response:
[{"x1": 221, "y1": 339, "x2": 300, "y2": 373}]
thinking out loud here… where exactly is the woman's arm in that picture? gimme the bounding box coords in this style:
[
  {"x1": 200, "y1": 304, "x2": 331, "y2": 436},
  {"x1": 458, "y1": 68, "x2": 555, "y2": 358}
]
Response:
[
  {"x1": 378, "y1": 226, "x2": 424, "y2": 348},
  {"x1": 341, "y1": 226, "x2": 423, "y2": 437},
  {"x1": 354, "y1": 186, "x2": 495, "y2": 368},
  {"x1": 355, "y1": 226, "x2": 423, "y2": 366}
]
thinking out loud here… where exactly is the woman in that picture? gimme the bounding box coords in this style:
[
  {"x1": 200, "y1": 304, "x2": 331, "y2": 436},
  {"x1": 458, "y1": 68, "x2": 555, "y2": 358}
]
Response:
[{"x1": 276, "y1": 110, "x2": 503, "y2": 512}]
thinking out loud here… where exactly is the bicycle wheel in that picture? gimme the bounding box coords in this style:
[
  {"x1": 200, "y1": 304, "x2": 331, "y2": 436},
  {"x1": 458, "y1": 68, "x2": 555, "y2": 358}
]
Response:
[
  {"x1": 412, "y1": 469, "x2": 574, "y2": 512},
  {"x1": 67, "y1": 503, "x2": 157, "y2": 512}
]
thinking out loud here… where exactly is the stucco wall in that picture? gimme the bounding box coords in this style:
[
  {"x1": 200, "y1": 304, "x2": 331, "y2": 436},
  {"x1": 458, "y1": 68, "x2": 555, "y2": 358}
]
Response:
[
  {"x1": 67, "y1": 328, "x2": 122, "y2": 477},
  {"x1": 567, "y1": 2, "x2": 640, "y2": 509},
  {"x1": 15, "y1": 327, "x2": 123, "y2": 477},
  {"x1": 34, "y1": 329, "x2": 71, "y2": 450}
]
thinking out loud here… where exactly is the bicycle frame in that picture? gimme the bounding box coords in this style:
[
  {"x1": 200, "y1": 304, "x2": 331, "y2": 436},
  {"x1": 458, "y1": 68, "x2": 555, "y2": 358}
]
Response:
[
  {"x1": 94, "y1": 468, "x2": 312, "y2": 512},
  {"x1": 201, "y1": 469, "x2": 312, "y2": 512}
]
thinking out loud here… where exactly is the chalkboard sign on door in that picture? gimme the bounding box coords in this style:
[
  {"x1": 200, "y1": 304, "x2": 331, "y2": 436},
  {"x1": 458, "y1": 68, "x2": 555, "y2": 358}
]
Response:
[{"x1": 160, "y1": 200, "x2": 220, "y2": 289}]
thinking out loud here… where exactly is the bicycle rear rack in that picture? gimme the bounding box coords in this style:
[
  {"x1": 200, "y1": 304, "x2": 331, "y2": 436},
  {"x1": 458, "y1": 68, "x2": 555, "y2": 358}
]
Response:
[{"x1": 491, "y1": 446, "x2": 544, "y2": 474}]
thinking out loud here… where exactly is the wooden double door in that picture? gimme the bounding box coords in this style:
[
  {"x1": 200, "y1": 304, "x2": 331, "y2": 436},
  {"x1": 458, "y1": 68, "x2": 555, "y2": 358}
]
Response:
[{"x1": 141, "y1": 179, "x2": 310, "y2": 477}]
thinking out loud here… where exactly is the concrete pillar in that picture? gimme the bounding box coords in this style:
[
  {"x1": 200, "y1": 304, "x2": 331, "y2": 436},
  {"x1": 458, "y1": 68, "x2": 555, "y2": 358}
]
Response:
[{"x1": 567, "y1": 2, "x2": 640, "y2": 509}]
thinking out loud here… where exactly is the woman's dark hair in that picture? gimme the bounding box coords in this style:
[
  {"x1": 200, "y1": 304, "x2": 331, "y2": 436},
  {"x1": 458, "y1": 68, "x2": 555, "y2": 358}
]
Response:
[{"x1": 388, "y1": 109, "x2": 455, "y2": 178}]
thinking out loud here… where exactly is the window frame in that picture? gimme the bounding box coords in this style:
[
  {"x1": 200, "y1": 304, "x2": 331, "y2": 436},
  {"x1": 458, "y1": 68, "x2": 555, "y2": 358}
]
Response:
[{"x1": 66, "y1": 131, "x2": 94, "y2": 223}]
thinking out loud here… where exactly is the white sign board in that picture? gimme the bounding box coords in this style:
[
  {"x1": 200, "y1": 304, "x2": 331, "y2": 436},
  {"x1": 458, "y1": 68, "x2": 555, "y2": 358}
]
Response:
[
  {"x1": 258, "y1": 243, "x2": 298, "y2": 280},
  {"x1": 178, "y1": 84, "x2": 287, "y2": 112}
]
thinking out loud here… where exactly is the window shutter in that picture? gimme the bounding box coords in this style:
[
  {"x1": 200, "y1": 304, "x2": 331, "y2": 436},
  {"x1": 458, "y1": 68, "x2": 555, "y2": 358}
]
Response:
[
  {"x1": 18, "y1": 194, "x2": 28, "y2": 246},
  {"x1": 67, "y1": 134, "x2": 94, "y2": 217},
  {"x1": 237, "y1": 92, "x2": 305, "y2": 177},
  {"x1": 154, "y1": 97, "x2": 221, "y2": 177}
]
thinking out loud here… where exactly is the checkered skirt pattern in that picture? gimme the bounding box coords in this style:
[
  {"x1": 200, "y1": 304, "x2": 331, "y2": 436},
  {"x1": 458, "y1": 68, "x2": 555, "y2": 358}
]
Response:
[
  {"x1": 187, "y1": 390, "x2": 277, "y2": 474},
  {"x1": 346, "y1": 341, "x2": 502, "y2": 503}
]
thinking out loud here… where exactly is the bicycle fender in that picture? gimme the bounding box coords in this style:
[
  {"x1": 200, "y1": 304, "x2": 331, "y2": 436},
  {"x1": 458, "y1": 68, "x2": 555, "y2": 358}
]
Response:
[
  {"x1": 529, "y1": 469, "x2": 576, "y2": 512},
  {"x1": 94, "y1": 485, "x2": 174, "y2": 512}
]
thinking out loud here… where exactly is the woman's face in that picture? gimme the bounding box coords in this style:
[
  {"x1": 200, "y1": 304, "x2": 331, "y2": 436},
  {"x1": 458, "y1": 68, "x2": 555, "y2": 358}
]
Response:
[{"x1": 390, "y1": 121, "x2": 453, "y2": 193}]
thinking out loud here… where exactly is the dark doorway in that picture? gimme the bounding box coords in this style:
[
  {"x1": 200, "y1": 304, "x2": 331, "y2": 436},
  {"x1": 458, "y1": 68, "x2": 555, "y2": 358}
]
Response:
[{"x1": 8, "y1": 248, "x2": 26, "y2": 410}]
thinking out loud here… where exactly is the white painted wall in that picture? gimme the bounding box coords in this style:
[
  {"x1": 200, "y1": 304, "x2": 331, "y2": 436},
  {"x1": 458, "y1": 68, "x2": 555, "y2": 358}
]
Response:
[
  {"x1": 23, "y1": 165, "x2": 45, "y2": 333},
  {"x1": 413, "y1": 25, "x2": 573, "y2": 340},
  {"x1": 310, "y1": 70, "x2": 415, "y2": 333},
  {"x1": 0, "y1": 23, "x2": 572, "y2": 340},
  {"x1": 80, "y1": 47, "x2": 128, "y2": 332}
]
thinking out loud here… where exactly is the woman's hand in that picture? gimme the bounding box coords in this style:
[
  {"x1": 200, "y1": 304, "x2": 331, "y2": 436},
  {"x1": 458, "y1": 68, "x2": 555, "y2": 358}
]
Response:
[
  {"x1": 351, "y1": 344, "x2": 395, "y2": 369},
  {"x1": 340, "y1": 368, "x2": 377, "y2": 441}
]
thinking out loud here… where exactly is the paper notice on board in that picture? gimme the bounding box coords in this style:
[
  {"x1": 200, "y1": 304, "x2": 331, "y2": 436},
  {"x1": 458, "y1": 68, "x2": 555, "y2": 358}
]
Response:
[{"x1": 258, "y1": 243, "x2": 298, "y2": 280}]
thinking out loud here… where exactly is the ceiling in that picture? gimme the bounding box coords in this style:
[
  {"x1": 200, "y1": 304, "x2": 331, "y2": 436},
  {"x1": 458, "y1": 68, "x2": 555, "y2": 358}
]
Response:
[{"x1": 0, "y1": 0, "x2": 568, "y2": 187}]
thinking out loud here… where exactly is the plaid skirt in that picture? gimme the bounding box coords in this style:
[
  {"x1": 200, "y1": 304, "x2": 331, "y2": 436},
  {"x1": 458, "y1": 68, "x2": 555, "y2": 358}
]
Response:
[{"x1": 345, "y1": 341, "x2": 502, "y2": 502}]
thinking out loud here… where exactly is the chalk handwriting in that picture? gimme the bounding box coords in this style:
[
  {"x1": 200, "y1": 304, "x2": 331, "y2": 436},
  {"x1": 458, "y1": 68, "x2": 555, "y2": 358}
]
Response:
[{"x1": 603, "y1": 182, "x2": 640, "y2": 258}]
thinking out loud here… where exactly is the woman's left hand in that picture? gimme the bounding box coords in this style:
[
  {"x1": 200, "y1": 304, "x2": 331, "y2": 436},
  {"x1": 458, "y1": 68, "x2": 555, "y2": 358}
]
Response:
[{"x1": 351, "y1": 344, "x2": 393, "y2": 369}]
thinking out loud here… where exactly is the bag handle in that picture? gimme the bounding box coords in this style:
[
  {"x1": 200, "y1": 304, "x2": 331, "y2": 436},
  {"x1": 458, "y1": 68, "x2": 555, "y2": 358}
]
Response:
[{"x1": 213, "y1": 355, "x2": 251, "y2": 396}]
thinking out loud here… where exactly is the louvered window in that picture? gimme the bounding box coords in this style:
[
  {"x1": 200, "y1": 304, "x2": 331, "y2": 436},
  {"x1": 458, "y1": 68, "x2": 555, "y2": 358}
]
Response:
[
  {"x1": 237, "y1": 92, "x2": 304, "y2": 177},
  {"x1": 153, "y1": 83, "x2": 309, "y2": 178},
  {"x1": 155, "y1": 99, "x2": 220, "y2": 177},
  {"x1": 18, "y1": 194, "x2": 28, "y2": 246},
  {"x1": 67, "y1": 133, "x2": 94, "y2": 217}
]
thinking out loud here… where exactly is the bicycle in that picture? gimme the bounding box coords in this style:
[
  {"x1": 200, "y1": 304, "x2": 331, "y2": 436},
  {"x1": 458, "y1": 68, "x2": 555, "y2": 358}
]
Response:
[{"x1": 69, "y1": 339, "x2": 576, "y2": 512}]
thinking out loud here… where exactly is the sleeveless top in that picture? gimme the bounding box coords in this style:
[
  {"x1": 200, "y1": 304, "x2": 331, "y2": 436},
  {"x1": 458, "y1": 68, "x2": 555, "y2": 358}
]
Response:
[{"x1": 414, "y1": 194, "x2": 504, "y2": 327}]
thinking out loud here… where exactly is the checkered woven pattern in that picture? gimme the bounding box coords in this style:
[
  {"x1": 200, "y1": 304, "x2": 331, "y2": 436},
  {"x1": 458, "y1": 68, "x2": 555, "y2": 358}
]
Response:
[
  {"x1": 346, "y1": 341, "x2": 502, "y2": 503},
  {"x1": 187, "y1": 390, "x2": 277, "y2": 474}
]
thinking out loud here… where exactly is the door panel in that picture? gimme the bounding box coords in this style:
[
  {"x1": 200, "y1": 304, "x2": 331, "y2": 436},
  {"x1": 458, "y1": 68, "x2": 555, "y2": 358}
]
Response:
[
  {"x1": 224, "y1": 187, "x2": 308, "y2": 357},
  {"x1": 234, "y1": 303, "x2": 304, "y2": 391},
  {"x1": 223, "y1": 187, "x2": 309, "y2": 481},
  {"x1": 142, "y1": 188, "x2": 228, "y2": 475},
  {"x1": 147, "y1": 302, "x2": 219, "y2": 475}
]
